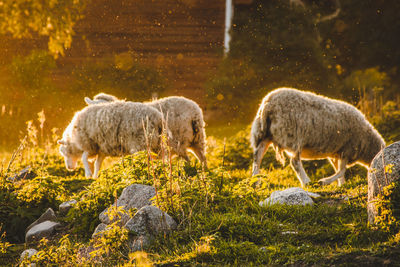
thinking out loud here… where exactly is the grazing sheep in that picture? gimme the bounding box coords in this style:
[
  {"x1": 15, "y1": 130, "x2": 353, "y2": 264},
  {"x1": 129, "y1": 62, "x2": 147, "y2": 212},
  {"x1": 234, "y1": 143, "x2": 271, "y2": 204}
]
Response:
[
  {"x1": 58, "y1": 101, "x2": 168, "y2": 178},
  {"x1": 251, "y1": 87, "x2": 385, "y2": 187},
  {"x1": 85, "y1": 93, "x2": 207, "y2": 167}
]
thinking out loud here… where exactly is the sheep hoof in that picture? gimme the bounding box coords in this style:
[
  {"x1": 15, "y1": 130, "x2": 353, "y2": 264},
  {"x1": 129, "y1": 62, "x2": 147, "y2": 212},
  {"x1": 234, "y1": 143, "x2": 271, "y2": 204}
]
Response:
[{"x1": 318, "y1": 178, "x2": 331, "y2": 185}]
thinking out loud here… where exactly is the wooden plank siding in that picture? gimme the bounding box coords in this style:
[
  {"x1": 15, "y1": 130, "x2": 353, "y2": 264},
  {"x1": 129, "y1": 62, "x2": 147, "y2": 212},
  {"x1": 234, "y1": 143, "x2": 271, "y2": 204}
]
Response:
[{"x1": 1, "y1": 0, "x2": 227, "y2": 101}]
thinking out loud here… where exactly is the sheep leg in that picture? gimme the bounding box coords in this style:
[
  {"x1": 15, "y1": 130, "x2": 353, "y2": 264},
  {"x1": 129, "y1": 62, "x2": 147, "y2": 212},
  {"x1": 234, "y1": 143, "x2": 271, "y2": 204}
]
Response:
[
  {"x1": 290, "y1": 155, "x2": 311, "y2": 187},
  {"x1": 318, "y1": 159, "x2": 348, "y2": 185},
  {"x1": 328, "y1": 158, "x2": 345, "y2": 186},
  {"x1": 82, "y1": 152, "x2": 93, "y2": 177},
  {"x1": 252, "y1": 140, "x2": 269, "y2": 176},
  {"x1": 93, "y1": 154, "x2": 105, "y2": 179},
  {"x1": 328, "y1": 158, "x2": 339, "y2": 171},
  {"x1": 191, "y1": 145, "x2": 208, "y2": 169},
  {"x1": 88, "y1": 159, "x2": 95, "y2": 174}
]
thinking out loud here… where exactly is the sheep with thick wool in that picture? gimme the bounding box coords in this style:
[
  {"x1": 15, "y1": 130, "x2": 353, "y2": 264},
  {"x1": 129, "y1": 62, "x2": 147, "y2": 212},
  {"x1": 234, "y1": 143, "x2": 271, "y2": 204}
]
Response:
[
  {"x1": 58, "y1": 100, "x2": 168, "y2": 178},
  {"x1": 85, "y1": 93, "x2": 207, "y2": 167},
  {"x1": 251, "y1": 87, "x2": 385, "y2": 187}
]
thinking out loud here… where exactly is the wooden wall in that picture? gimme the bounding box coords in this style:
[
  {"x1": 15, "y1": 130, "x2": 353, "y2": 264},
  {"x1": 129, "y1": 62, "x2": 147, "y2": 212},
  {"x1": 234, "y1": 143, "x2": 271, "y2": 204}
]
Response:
[{"x1": 1, "y1": 0, "x2": 226, "y2": 100}]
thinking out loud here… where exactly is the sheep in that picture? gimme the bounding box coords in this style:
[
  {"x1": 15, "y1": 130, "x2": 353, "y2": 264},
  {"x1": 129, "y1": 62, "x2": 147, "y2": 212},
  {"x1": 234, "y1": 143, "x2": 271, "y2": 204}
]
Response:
[
  {"x1": 250, "y1": 87, "x2": 385, "y2": 187},
  {"x1": 58, "y1": 100, "x2": 169, "y2": 178},
  {"x1": 85, "y1": 93, "x2": 207, "y2": 168}
]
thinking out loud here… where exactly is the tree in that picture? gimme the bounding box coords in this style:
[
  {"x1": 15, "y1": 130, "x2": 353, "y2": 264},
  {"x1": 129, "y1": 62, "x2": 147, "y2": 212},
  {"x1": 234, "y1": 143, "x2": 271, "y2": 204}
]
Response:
[{"x1": 0, "y1": 0, "x2": 86, "y2": 57}]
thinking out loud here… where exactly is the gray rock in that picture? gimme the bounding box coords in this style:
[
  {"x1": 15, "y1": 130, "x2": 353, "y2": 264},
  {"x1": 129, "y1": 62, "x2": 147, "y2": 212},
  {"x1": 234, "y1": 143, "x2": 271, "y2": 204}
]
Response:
[
  {"x1": 26, "y1": 208, "x2": 57, "y2": 233},
  {"x1": 124, "y1": 205, "x2": 177, "y2": 236},
  {"x1": 59, "y1": 200, "x2": 77, "y2": 215},
  {"x1": 128, "y1": 235, "x2": 152, "y2": 252},
  {"x1": 306, "y1": 191, "x2": 321, "y2": 198},
  {"x1": 124, "y1": 205, "x2": 177, "y2": 250},
  {"x1": 368, "y1": 142, "x2": 400, "y2": 224},
  {"x1": 20, "y1": 248, "x2": 38, "y2": 260},
  {"x1": 25, "y1": 221, "x2": 61, "y2": 243},
  {"x1": 259, "y1": 187, "x2": 314, "y2": 207},
  {"x1": 91, "y1": 223, "x2": 108, "y2": 238},
  {"x1": 9, "y1": 166, "x2": 37, "y2": 181},
  {"x1": 99, "y1": 184, "x2": 156, "y2": 225}
]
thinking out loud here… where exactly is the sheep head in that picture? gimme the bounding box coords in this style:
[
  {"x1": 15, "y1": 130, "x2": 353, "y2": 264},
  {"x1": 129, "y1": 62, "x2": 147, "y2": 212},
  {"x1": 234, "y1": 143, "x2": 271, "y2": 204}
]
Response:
[{"x1": 57, "y1": 139, "x2": 81, "y2": 170}]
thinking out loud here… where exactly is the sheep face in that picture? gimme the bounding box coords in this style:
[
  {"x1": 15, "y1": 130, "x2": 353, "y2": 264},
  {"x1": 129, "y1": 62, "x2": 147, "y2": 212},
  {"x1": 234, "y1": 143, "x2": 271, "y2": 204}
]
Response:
[{"x1": 58, "y1": 140, "x2": 82, "y2": 170}]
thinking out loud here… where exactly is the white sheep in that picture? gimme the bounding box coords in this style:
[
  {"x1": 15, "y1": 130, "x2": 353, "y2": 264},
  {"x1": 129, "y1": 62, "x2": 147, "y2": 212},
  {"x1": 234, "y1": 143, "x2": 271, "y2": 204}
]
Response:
[
  {"x1": 251, "y1": 87, "x2": 385, "y2": 187},
  {"x1": 85, "y1": 93, "x2": 207, "y2": 168},
  {"x1": 58, "y1": 100, "x2": 168, "y2": 178}
]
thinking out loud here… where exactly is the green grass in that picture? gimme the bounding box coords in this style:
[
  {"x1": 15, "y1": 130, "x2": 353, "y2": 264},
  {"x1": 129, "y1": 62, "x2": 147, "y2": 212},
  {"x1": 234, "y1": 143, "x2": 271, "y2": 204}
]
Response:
[{"x1": 1, "y1": 132, "x2": 400, "y2": 266}]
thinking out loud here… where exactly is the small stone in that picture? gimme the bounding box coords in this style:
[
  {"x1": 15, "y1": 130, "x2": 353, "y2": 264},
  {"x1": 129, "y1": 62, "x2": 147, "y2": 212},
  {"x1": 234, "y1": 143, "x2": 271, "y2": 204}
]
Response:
[
  {"x1": 20, "y1": 248, "x2": 38, "y2": 261},
  {"x1": 9, "y1": 166, "x2": 37, "y2": 181},
  {"x1": 25, "y1": 221, "x2": 61, "y2": 243},
  {"x1": 306, "y1": 191, "x2": 321, "y2": 198},
  {"x1": 281, "y1": 231, "x2": 298, "y2": 235},
  {"x1": 259, "y1": 187, "x2": 314, "y2": 207},
  {"x1": 59, "y1": 200, "x2": 77, "y2": 215},
  {"x1": 259, "y1": 247, "x2": 268, "y2": 253},
  {"x1": 26, "y1": 208, "x2": 57, "y2": 233},
  {"x1": 91, "y1": 223, "x2": 108, "y2": 238}
]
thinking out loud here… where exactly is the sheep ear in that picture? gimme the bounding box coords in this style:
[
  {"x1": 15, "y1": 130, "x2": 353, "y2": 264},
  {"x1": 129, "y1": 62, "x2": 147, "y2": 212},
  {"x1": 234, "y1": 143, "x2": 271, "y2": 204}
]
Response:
[
  {"x1": 57, "y1": 139, "x2": 66, "y2": 145},
  {"x1": 84, "y1": 97, "x2": 96, "y2": 105}
]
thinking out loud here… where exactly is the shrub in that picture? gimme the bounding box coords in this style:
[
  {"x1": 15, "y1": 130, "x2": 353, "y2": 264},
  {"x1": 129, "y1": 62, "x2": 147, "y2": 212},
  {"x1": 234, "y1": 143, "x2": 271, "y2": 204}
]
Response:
[{"x1": 374, "y1": 181, "x2": 400, "y2": 233}]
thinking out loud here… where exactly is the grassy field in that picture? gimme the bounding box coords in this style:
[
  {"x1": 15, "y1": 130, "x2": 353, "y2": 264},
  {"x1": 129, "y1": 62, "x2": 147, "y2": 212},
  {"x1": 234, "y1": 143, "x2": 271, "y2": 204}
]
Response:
[{"x1": 1, "y1": 128, "x2": 400, "y2": 266}]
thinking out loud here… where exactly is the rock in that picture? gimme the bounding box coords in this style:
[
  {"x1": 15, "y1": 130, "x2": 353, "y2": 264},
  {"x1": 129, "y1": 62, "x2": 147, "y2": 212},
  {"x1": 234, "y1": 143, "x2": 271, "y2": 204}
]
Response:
[
  {"x1": 368, "y1": 142, "x2": 400, "y2": 224},
  {"x1": 99, "y1": 184, "x2": 156, "y2": 225},
  {"x1": 281, "y1": 231, "x2": 298, "y2": 235},
  {"x1": 25, "y1": 221, "x2": 61, "y2": 243},
  {"x1": 59, "y1": 200, "x2": 77, "y2": 215},
  {"x1": 20, "y1": 248, "x2": 38, "y2": 261},
  {"x1": 91, "y1": 223, "x2": 108, "y2": 238},
  {"x1": 124, "y1": 205, "x2": 177, "y2": 250},
  {"x1": 129, "y1": 235, "x2": 152, "y2": 252},
  {"x1": 259, "y1": 187, "x2": 314, "y2": 207},
  {"x1": 9, "y1": 166, "x2": 37, "y2": 181},
  {"x1": 26, "y1": 208, "x2": 57, "y2": 233},
  {"x1": 306, "y1": 191, "x2": 321, "y2": 198}
]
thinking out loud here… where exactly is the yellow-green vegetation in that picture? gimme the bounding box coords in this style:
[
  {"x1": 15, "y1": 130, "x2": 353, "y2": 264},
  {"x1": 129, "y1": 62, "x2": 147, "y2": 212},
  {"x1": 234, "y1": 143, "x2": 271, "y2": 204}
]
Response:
[{"x1": 1, "y1": 122, "x2": 400, "y2": 266}]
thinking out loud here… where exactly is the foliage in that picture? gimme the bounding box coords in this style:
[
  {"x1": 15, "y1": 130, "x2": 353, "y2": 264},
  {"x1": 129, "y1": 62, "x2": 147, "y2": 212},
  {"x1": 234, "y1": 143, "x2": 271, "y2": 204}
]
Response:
[
  {"x1": 341, "y1": 67, "x2": 390, "y2": 102},
  {"x1": 0, "y1": 50, "x2": 62, "y2": 149},
  {"x1": 0, "y1": 0, "x2": 86, "y2": 57},
  {"x1": 206, "y1": 0, "x2": 337, "y2": 120},
  {"x1": 9, "y1": 50, "x2": 56, "y2": 93},
  {"x1": 0, "y1": 100, "x2": 398, "y2": 265},
  {"x1": 373, "y1": 181, "x2": 400, "y2": 233},
  {"x1": 371, "y1": 101, "x2": 400, "y2": 144},
  {"x1": 206, "y1": 0, "x2": 400, "y2": 122}
]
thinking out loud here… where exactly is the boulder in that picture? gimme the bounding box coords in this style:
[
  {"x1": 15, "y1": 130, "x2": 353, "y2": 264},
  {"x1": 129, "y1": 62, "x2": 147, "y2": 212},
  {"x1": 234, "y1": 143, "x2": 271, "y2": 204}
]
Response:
[
  {"x1": 368, "y1": 142, "x2": 400, "y2": 224},
  {"x1": 25, "y1": 221, "x2": 61, "y2": 243},
  {"x1": 99, "y1": 184, "x2": 155, "y2": 225},
  {"x1": 259, "y1": 187, "x2": 315, "y2": 207},
  {"x1": 26, "y1": 208, "x2": 57, "y2": 233},
  {"x1": 59, "y1": 200, "x2": 77, "y2": 215},
  {"x1": 124, "y1": 205, "x2": 177, "y2": 251}
]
